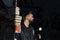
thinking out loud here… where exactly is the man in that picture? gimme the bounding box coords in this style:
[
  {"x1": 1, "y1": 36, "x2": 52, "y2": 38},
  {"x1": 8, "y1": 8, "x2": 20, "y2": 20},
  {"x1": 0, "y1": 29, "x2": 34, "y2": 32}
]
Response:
[
  {"x1": 14, "y1": 11, "x2": 35, "y2": 40},
  {"x1": 20, "y1": 11, "x2": 35, "y2": 40}
]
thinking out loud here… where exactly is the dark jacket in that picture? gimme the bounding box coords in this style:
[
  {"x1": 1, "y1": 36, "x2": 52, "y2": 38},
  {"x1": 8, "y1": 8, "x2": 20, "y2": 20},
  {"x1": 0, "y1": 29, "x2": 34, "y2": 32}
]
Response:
[
  {"x1": 20, "y1": 23, "x2": 35, "y2": 40},
  {"x1": 3, "y1": 27, "x2": 14, "y2": 40},
  {"x1": 3, "y1": 23, "x2": 34, "y2": 40}
]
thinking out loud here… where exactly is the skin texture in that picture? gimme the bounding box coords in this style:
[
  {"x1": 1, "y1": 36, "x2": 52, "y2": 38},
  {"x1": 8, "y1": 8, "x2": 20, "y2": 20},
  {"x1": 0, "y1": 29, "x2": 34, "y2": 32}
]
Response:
[
  {"x1": 25, "y1": 12, "x2": 34, "y2": 23},
  {"x1": 24, "y1": 12, "x2": 34, "y2": 28}
]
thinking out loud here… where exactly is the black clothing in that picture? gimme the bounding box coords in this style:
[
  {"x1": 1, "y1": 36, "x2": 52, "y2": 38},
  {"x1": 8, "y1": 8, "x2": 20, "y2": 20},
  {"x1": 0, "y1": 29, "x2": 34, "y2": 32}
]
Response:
[
  {"x1": 2, "y1": 23, "x2": 34, "y2": 40},
  {"x1": 0, "y1": 0, "x2": 6, "y2": 9},
  {"x1": 20, "y1": 23, "x2": 34, "y2": 40},
  {"x1": 14, "y1": 33, "x2": 21, "y2": 40},
  {"x1": 3, "y1": 27, "x2": 14, "y2": 40}
]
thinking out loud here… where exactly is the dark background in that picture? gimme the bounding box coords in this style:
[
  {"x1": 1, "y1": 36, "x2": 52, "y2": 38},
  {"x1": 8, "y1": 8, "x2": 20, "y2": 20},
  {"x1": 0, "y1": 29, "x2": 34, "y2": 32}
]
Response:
[
  {"x1": 0, "y1": 0, "x2": 60, "y2": 40},
  {"x1": 0, "y1": 0, "x2": 15, "y2": 40},
  {"x1": 17, "y1": 0, "x2": 60, "y2": 40}
]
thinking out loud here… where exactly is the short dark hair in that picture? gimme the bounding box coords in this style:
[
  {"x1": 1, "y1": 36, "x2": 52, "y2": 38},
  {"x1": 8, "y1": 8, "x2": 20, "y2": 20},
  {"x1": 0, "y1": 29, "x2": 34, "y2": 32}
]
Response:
[{"x1": 22, "y1": 11, "x2": 32, "y2": 21}]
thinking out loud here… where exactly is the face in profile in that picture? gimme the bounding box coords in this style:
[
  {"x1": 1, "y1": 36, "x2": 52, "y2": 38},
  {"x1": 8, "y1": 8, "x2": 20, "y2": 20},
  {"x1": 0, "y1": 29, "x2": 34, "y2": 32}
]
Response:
[{"x1": 26, "y1": 12, "x2": 34, "y2": 22}]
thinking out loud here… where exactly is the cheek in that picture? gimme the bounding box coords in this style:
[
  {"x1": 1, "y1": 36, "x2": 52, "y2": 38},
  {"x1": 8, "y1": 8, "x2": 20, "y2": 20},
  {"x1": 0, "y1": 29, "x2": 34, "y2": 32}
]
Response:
[{"x1": 28, "y1": 17, "x2": 31, "y2": 20}]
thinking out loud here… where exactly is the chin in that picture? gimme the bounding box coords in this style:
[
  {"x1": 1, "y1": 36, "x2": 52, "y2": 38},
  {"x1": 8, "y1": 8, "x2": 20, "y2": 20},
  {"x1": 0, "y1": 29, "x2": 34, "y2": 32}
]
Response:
[{"x1": 29, "y1": 20, "x2": 34, "y2": 23}]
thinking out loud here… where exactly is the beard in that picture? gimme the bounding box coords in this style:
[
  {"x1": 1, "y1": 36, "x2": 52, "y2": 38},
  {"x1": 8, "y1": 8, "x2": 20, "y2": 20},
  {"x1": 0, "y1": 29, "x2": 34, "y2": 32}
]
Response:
[{"x1": 29, "y1": 19, "x2": 34, "y2": 23}]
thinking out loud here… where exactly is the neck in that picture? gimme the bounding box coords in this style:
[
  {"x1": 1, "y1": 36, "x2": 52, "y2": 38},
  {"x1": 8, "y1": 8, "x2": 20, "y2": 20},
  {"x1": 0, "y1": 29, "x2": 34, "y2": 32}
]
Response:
[{"x1": 24, "y1": 20, "x2": 30, "y2": 28}]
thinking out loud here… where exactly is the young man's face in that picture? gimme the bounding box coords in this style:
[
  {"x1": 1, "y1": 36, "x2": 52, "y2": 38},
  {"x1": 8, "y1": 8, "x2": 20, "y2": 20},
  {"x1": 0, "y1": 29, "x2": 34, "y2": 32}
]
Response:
[{"x1": 26, "y1": 12, "x2": 34, "y2": 22}]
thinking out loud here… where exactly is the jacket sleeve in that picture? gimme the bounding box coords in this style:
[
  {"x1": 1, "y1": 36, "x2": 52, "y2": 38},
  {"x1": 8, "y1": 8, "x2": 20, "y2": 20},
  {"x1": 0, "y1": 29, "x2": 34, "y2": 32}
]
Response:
[{"x1": 3, "y1": 27, "x2": 14, "y2": 40}]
